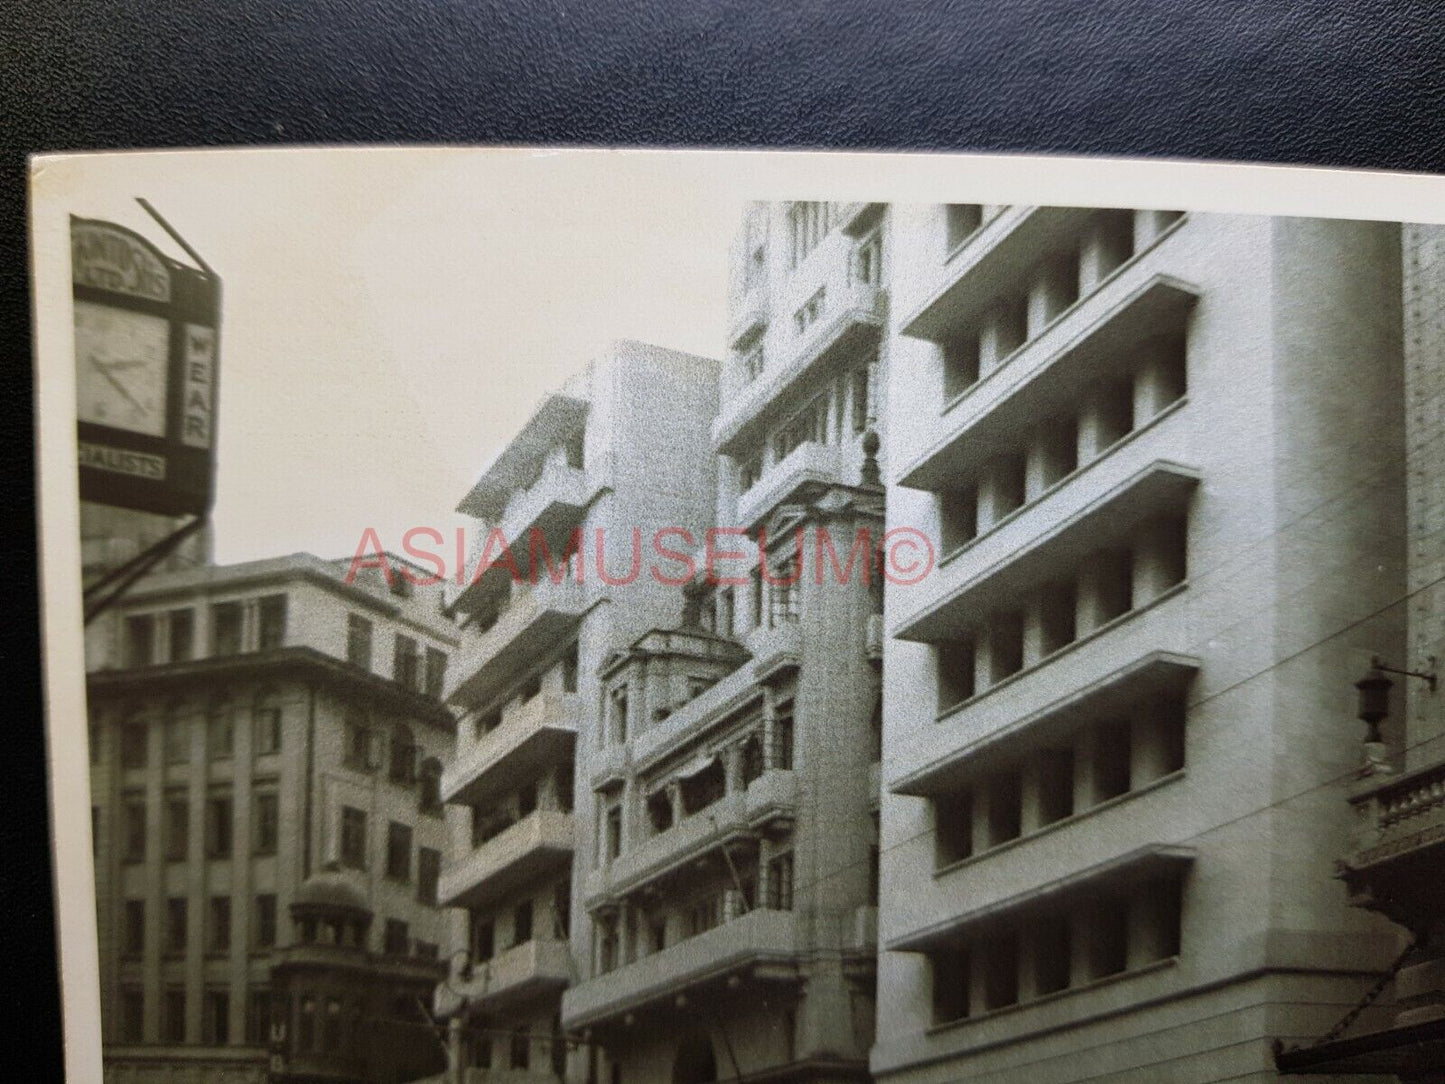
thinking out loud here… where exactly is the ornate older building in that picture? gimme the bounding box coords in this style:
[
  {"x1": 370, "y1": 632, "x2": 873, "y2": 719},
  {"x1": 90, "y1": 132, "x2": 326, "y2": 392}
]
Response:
[{"x1": 88, "y1": 551, "x2": 457, "y2": 1084}]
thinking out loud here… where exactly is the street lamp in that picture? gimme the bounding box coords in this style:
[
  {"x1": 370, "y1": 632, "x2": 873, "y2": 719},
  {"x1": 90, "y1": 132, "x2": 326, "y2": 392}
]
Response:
[{"x1": 1354, "y1": 667, "x2": 1393, "y2": 744}]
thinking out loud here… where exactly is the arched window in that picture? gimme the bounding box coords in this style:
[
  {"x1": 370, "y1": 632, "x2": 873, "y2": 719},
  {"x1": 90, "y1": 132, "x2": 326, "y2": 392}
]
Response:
[
  {"x1": 418, "y1": 757, "x2": 443, "y2": 816},
  {"x1": 389, "y1": 724, "x2": 417, "y2": 785}
]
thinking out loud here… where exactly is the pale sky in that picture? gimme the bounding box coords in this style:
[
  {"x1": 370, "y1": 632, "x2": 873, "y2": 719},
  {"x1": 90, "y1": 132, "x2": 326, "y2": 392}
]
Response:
[
  {"x1": 42, "y1": 149, "x2": 742, "y2": 564},
  {"x1": 37, "y1": 147, "x2": 1445, "y2": 568}
]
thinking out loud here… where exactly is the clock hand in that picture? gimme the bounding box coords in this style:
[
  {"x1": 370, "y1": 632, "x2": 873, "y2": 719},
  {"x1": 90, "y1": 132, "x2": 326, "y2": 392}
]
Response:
[{"x1": 89, "y1": 354, "x2": 146, "y2": 413}]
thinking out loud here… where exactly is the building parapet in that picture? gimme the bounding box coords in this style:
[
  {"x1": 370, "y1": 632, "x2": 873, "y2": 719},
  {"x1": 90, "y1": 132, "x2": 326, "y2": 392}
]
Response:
[
  {"x1": 437, "y1": 810, "x2": 574, "y2": 909},
  {"x1": 456, "y1": 393, "x2": 590, "y2": 521},
  {"x1": 433, "y1": 938, "x2": 573, "y2": 1018},
  {"x1": 584, "y1": 769, "x2": 797, "y2": 906},
  {"x1": 443, "y1": 694, "x2": 580, "y2": 807},
  {"x1": 561, "y1": 907, "x2": 801, "y2": 1031},
  {"x1": 1341, "y1": 755, "x2": 1445, "y2": 874},
  {"x1": 447, "y1": 576, "x2": 589, "y2": 709}
]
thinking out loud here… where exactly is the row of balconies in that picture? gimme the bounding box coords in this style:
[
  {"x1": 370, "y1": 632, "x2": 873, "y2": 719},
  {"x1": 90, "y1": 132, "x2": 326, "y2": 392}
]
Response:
[
  {"x1": 447, "y1": 576, "x2": 589, "y2": 710},
  {"x1": 442, "y1": 694, "x2": 580, "y2": 808},
  {"x1": 438, "y1": 809, "x2": 574, "y2": 909}
]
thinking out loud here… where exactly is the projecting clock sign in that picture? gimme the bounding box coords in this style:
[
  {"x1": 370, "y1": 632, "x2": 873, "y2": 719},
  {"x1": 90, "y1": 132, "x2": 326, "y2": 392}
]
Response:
[{"x1": 71, "y1": 217, "x2": 221, "y2": 516}]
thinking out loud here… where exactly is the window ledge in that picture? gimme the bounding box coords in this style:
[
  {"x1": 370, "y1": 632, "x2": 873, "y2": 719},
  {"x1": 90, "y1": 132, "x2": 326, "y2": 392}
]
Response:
[
  {"x1": 934, "y1": 580, "x2": 1189, "y2": 724},
  {"x1": 935, "y1": 213, "x2": 1190, "y2": 419},
  {"x1": 932, "y1": 769, "x2": 1186, "y2": 879},
  {"x1": 926, "y1": 955, "x2": 1178, "y2": 1037},
  {"x1": 936, "y1": 395, "x2": 1188, "y2": 572}
]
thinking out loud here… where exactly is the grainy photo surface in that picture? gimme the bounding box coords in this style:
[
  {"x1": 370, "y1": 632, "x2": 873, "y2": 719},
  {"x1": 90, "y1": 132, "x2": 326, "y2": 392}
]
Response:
[{"x1": 30, "y1": 150, "x2": 1445, "y2": 1084}]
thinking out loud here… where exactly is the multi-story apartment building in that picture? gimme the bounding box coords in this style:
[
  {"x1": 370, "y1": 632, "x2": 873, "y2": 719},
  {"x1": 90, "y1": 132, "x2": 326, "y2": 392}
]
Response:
[
  {"x1": 88, "y1": 551, "x2": 458, "y2": 1084},
  {"x1": 1275, "y1": 224, "x2": 1445, "y2": 1081},
  {"x1": 558, "y1": 204, "x2": 888, "y2": 1084},
  {"x1": 875, "y1": 206, "x2": 1412, "y2": 1081},
  {"x1": 433, "y1": 341, "x2": 720, "y2": 1082}
]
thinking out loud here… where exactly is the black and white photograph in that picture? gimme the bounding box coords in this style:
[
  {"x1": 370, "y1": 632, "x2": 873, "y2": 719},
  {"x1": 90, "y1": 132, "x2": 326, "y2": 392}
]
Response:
[{"x1": 29, "y1": 149, "x2": 1445, "y2": 1084}]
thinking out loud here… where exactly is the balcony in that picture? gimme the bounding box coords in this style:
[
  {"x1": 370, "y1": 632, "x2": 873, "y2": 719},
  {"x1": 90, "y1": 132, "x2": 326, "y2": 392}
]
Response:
[
  {"x1": 270, "y1": 943, "x2": 445, "y2": 983},
  {"x1": 736, "y1": 440, "x2": 845, "y2": 530},
  {"x1": 438, "y1": 810, "x2": 574, "y2": 909},
  {"x1": 434, "y1": 938, "x2": 572, "y2": 1018},
  {"x1": 1341, "y1": 757, "x2": 1445, "y2": 879},
  {"x1": 714, "y1": 278, "x2": 887, "y2": 457},
  {"x1": 898, "y1": 274, "x2": 1199, "y2": 492},
  {"x1": 837, "y1": 201, "x2": 886, "y2": 238},
  {"x1": 901, "y1": 206, "x2": 1099, "y2": 343},
  {"x1": 447, "y1": 576, "x2": 589, "y2": 709},
  {"x1": 443, "y1": 695, "x2": 580, "y2": 807},
  {"x1": 891, "y1": 649, "x2": 1199, "y2": 798},
  {"x1": 561, "y1": 907, "x2": 800, "y2": 1030},
  {"x1": 893, "y1": 459, "x2": 1199, "y2": 644},
  {"x1": 585, "y1": 770, "x2": 797, "y2": 905},
  {"x1": 627, "y1": 623, "x2": 803, "y2": 774}
]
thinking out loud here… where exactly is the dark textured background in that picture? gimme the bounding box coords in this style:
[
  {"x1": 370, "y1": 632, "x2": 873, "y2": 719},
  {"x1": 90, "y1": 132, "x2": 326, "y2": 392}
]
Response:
[{"x1": 5, "y1": 0, "x2": 1445, "y2": 1075}]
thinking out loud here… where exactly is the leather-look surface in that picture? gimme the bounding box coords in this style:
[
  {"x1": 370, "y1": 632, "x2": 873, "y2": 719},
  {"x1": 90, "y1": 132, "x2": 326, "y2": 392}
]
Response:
[{"x1": 4, "y1": 1, "x2": 1445, "y2": 1077}]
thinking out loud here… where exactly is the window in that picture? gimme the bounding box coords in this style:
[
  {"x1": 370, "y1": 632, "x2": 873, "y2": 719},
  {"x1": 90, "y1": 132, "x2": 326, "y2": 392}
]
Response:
[
  {"x1": 164, "y1": 712, "x2": 190, "y2": 763},
  {"x1": 741, "y1": 734, "x2": 765, "y2": 787},
  {"x1": 767, "y1": 852, "x2": 795, "y2": 911},
  {"x1": 168, "y1": 608, "x2": 194, "y2": 662},
  {"x1": 561, "y1": 643, "x2": 579, "y2": 693},
  {"x1": 206, "y1": 795, "x2": 233, "y2": 858},
  {"x1": 165, "y1": 795, "x2": 189, "y2": 861},
  {"x1": 945, "y1": 203, "x2": 983, "y2": 249},
  {"x1": 471, "y1": 916, "x2": 495, "y2": 962},
  {"x1": 418, "y1": 759, "x2": 443, "y2": 816},
  {"x1": 384, "y1": 918, "x2": 409, "y2": 955},
  {"x1": 163, "y1": 988, "x2": 186, "y2": 1043},
  {"x1": 510, "y1": 1026, "x2": 531, "y2": 1071},
  {"x1": 343, "y1": 713, "x2": 373, "y2": 771},
  {"x1": 935, "y1": 788, "x2": 974, "y2": 867},
  {"x1": 346, "y1": 614, "x2": 373, "y2": 669},
  {"x1": 557, "y1": 767, "x2": 575, "y2": 813},
  {"x1": 393, "y1": 634, "x2": 420, "y2": 691},
  {"x1": 257, "y1": 594, "x2": 287, "y2": 650},
  {"x1": 246, "y1": 989, "x2": 272, "y2": 1045},
  {"x1": 1092, "y1": 720, "x2": 1132, "y2": 803},
  {"x1": 766, "y1": 555, "x2": 800, "y2": 628},
  {"x1": 988, "y1": 610, "x2": 1024, "y2": 683},
  {"x1": 685, "y1": 895, "x2": 721, "y2": 937},
  {"x1": 679, "y1": 758, "x2": 726, "y2": 815},
  {"x1": 415, "y1": 939, "x2": 439, "y2": 959},
  {"x1": 417, "y1": 847, "x2": 441, "y2": 906},
  {"x1": 1090, "y1": 901, "x2": 1129, "y2": 979},
  {"x1": 850, "y1": 363, "x2": 872, "y2": 435},
  {"x1": 983, "y1": 931, "x2": 1020, "y2": 1010},
  {"x1": 389, "y1": 725, "x2": 417, "y2": 784},
  {"x1": 424, "y1": 647, "x2": 447, "y2": 698},
  {"x1": 122, "y1": 899, "x2": 145, "y2": 956},
  {"x1": 297, "y1": 996, "x2": 316, "y2": 1051},
  {"x1": 647, "y1": 789, "x2": 674, "y2": 835},
  {"x1": 208, "y1": 896, "x2": 231, "y2": 954},
  {"x1": 932, "y1": 945, "x2": 970, "y2": 1024},
  {"x1": 742, "y1": 343, "x2": 765, "y2": 384},
  {"x1": 212, "y1": 601, "x2": 243, "y2": 655},
  {"x1": 597, "y1": 914, "x2": 619, "y2": 973},
  {"x1": 386, "y1": 822, "x2": 412, "y2": 881},
  {"x1": 120, "y1": 987, "x2": 145, "y2": 1043},
  {"x1": 513, "y1": 900, "x2": 534, "y2": 946},
  {"x1": 123, "y1": 799, "x2": 146, "y2": 863},
  {"x1": 340, "y1": 806, "x2": 367, "y2": 869},
  {"x1": 1034, "y1": 915, "x2": 1072, "y2": 995},
  {"x1": 943, "y1": 331, "x2": 981, "y2": 399},
  {"x1": 773, "y1": 398, "x2": 825, "y2": 462},
  {"x1": 254, "y1": 697, "x2": 282, "y2": 756},
  {"x1": 553, "y1": 880, "x2": 572, "y2": 940},
  {"x1": 609, "y1": 686, "x2": 629, "y2": 744},
  {"x1": 125, "y1": 614, "x2": 155, "y2": 668},
  {"x1": 471, "y1": 1035, "x2": 493, "y2": 1069},
  {"x1": 986, "y1": 770, "x2": 1023, "y2": 847},
  {"x1": 788, "y1": 201, "x2": 833, "y2": 266},
  {"x1": 771, "y1": 710, "x2": 794, "y2": 771},
  {"x1": 165, "y1": 897, "x2": 188, "y2": 954},
  {"x1": 793, "y1": 287, "x2": 826, "y2": 334},
  {"x1": 120, "y1": 718, "x2": 148, "y2": 769},
  {"x1": 254, "y1": 793, "x2": 279, "y2": 855},
  {"x1": 853, "y1": 231, "x2": 882, "y2": 286},
  {"x1": 203, "y1": 989, "x2": 230, "y2": 1044},
  {"x1": 255, "y1": 894, "x2": 277, "y2": 949},
  {"x1": 322, "y1": 998, "x2": 342, "y2": 1051},
  {"x1": 604, "y1": 806, "x2": 622, "y2": 861},
  {"x1": 207, "y1": 700, "x2": 233, "y2": 760}
]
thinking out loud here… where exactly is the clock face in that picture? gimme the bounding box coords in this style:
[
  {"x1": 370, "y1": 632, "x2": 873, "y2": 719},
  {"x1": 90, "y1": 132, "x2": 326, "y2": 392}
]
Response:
[{"x1": 75, "y1": 300, "x2": 170, "y2": 437}]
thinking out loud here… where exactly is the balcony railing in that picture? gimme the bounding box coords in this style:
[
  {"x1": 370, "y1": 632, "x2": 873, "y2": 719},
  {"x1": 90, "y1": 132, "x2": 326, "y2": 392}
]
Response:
[
  {"x1": 438, "y1": 810, "x2": 574, "y2": 909},
  {"x1": 561, "y1": 907, "x2": 800, "y2": 1030},
  {"x1": 447, "y1": 576, "x2": 589, "y2": 708},
  {"x1": 728, "y1": 285, "x2": 769, "y2": 351},
  {"x1": 443, "y1": 695, "x2": 580, "y2": 807},
  {"x1": 1345, "y1": 757, "x2": 1445, "y2": 871},
  {"x1": 435, "y1": 938, "x2": 572, "y2": 1017},
  {"x1": 714, "y1": 276, "x2": 887, "y2": 456},
  {"x1": 736, "y1": 440, "x2": 845, "y2": 530},
  {"x1": 585, "y1": 770, "x2": 797, "y2": 905}
]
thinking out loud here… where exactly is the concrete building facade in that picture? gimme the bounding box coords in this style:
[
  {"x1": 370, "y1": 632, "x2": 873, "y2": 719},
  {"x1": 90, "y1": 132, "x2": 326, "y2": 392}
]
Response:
[
  {"x1": 875, "y1": 206, "x2": 1412, "y2": 1082},
  {"x1": 88, "y1": 551, "x2": 458, "y2": 1084},
  {"x1": 433, "y1": 342, "x2": 721, "y2": 1083}
]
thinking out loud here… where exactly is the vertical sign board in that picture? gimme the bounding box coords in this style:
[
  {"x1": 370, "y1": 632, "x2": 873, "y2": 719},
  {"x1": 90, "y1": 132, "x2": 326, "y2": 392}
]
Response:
[{"x1": 72, "y1": 217, "x2": 221, "y2": 516}]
